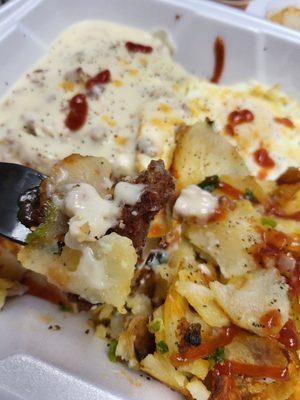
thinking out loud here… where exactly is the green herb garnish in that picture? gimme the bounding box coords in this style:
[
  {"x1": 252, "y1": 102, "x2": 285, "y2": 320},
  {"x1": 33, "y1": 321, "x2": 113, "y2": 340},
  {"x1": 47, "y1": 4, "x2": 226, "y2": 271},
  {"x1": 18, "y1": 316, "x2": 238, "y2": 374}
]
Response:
[
  {"x1": 261, "y1": 217, "x2": 277, "y2": 229},
  {"x1": 198, "y1": 175, "x2": 220, "y2": 193},
  {"x1": 108, "y1": 339, "x2": 118, "y2": 362},
  {"x1": 148, "y1": 318, "x2": 162, "y2": 333},
  {"x1": 156, "y1": 340, "x2": 169, "y2": 354},
  {"x1": 244, "y1": 188, "x2": 258, "y2": 203},
  {"x1": 213, "y1": 347, "x2": 225, "y2": 364},
  {"x1": 208, "y1": 347, "x2": 225, "y2": 367},
  {"x1": 26, "y1": 202, "x2": 58, "y2": 244}
]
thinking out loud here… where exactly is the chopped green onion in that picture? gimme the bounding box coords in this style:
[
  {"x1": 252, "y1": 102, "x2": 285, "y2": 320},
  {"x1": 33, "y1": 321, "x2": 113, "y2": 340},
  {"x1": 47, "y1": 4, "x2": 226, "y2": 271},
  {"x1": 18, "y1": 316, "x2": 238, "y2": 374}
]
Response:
[
  {"x1": 208, "y1": 347, "x2": 225, "y2": 367},
  {"x1": 198, "y1": 175, "x2": 220, "y2": 193},
  {"x1": 148, "y1": 318, "x2": 162, "y2": 333},
  {"x1": 156, "y1": 340, "x2": 169, "y2": 354},
  {"x1": 261, "y1": 217, "x2": 277, "y2": 229},
  {"x1": 108, "y1": 339, "x2": 118, "y2": 362},
  {"x1": 213, "y1": 347, "x2": 225, "y2": 364},
  {"x1": 244, "y1": 188, "x2": 258, "y2": 203}
]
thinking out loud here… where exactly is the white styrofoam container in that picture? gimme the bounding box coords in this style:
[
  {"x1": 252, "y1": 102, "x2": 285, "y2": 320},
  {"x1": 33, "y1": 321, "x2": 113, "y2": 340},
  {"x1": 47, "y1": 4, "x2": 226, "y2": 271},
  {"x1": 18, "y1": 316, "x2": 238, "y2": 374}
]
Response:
[{"x1": 0, "y1": 1, "x2": 299, "y2": 399}]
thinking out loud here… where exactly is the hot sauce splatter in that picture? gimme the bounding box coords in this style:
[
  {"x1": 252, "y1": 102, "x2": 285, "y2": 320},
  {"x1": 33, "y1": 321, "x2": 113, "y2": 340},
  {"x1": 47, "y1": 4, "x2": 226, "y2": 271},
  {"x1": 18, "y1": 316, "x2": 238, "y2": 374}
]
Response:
[
  {"x1": 268, "y1": 208, "x2": 300, "y2": 222},
  {"x1": 274, "y1": 117, "x2": 294, "y2": 129},
  {"x1": 170, "y1": 325, "x2": 238, "y2": 366},
  {"x1": 213, "y1": 360, "x2": 288, "y2": 380},
  {"x1": 85, "y1": 69, "x2": 111, "y2": 90},
  {"x1": 65, "y1": 93, "x2": 88, "y2": 131},
  {"x1": 260, "y1": 309, "x2": 282, "y2": 336},
  {"x1": 278, "y1": 319, "x2": 300, "y2": 350},
  {"x1": 208, "y1": 194, "x2": 237, "y2": 223},
  {"x1": 225, "y1": 124, "x2": 235, "y2": 136},
  {"x1": 228, "y1": 109, "x2": 254, "y2": 126},
  {"x1": 210, "y1": 37, "x2": 225, "y2": 84},
  {"x1": 125, "y1": 41, "x2": 153, "y2": 53},
  {"x1": 218, "y1": 182, "x2": 244, "y2": 200},
  {"x1": 253, "y1": 148, "x2": 275, "y2": 168},
  {"x1": 225, "y1": 109, "x2": 254, "y2": 136},
  {"x1": 208, "y1": 206, "x2": 228, "y2": 223}
]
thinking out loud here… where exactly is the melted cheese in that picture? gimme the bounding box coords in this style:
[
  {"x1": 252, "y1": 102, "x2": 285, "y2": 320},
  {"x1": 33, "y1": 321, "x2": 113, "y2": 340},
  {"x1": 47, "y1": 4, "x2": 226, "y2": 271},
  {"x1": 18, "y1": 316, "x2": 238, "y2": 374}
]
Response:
[
  {"x1": 0, "y1": 20, "x2": 193, "y2": 175},
  {"x1": 114, "y1": 182, "x2": 144, "y2": 205},
  {"x1": 62, "y1": 178, "x2": 145, "y2": 246},
  {"x1": 0, "y1": 21, "x2": 298, "y2": 180},
  {"x1": 64, "y1": 183, "x2": 120, "y2": 244},
  {"x1": 174, "y1": 185, "x2": 218, "y2": 221}
]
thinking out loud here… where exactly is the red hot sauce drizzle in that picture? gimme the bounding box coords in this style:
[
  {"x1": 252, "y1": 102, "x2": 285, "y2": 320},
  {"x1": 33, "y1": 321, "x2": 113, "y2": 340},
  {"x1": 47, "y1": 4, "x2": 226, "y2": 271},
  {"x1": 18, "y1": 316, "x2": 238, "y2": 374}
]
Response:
[
  {"x1": 228, "y1": 109, "x2": 254, "y2": 125},
  {"x1": 170, "y1": 325, "x2": 238, "y2": 366},
  {"x1": 65, "y1": 93, "x2": 88, "y2": 131},
  {"x1": 213, "y1": 360, "x2": 288, "y2": 381},
  {"x1": 218, "y1": 182, "x2": 244, "y2": 200},
  {"x1": 267, "y1": 207, "x2": 300, "y2": 222},
  {"x1": 85, "y1": 69, "x2": 111, "y2": 90},
  {"x1": 253, "y1": 148, "x2": 275, "y2": 168},
  {"x1": 259, "y1": 309, "x2": 282, "y2": 337},
  {"x1": 225, "y1": 109, "x2": 254, "y2": 136},
  {"x1": 125, "y1": 41, "x2": 153, "y2": 53},
  {"x1": 210, "y1": 37, "x2": 225, "y2": 84},
  {"x1": 274, "y1": 117, "x2": 295, "y2": 129},
  {"x1": 253, "y1": 148, "x2": 275, "y2": 179},
  {"x1": 278, "y1": 319, "x2": 300, "y2": 350}
]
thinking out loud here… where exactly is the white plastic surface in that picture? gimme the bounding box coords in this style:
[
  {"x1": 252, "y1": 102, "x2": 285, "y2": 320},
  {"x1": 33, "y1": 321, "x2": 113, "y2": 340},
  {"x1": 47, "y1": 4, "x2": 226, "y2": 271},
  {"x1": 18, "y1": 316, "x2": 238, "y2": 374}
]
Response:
[{"x1": 0, "y1": 0, "x2": 299, "y2": 399}]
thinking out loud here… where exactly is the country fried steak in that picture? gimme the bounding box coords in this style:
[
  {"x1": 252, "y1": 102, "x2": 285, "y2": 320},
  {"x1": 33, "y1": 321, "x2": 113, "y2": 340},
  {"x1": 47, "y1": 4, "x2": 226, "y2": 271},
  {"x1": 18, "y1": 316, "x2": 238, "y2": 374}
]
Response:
[{"x1": 113, "y1": 160, "x2": 175, "y2": 256}]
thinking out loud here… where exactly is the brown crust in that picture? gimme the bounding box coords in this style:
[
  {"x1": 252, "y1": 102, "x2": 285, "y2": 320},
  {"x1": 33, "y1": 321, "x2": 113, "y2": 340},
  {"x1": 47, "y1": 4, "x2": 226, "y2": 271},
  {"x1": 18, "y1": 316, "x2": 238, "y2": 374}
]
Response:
[
  {"x1": 210, "y1": 374, "x2": 242, "y2": 400},
  {"x1": 277, "y1": 167, "x2": 300, "y2": 185},
  {"x1": 21, "y1": 270, "x2": 91, "y2": 312},
  {"x1": 129, "y1": 316, "x2": 156, "y2": 361},
  {"x1": 114, "y1": 160, "x2": 175, "y2": 256}
]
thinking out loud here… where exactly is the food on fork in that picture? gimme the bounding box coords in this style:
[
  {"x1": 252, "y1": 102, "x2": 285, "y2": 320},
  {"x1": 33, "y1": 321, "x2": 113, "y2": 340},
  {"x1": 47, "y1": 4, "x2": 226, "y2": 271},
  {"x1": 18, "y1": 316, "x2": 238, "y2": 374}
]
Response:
[{"x1": 18, "y1": 156, "x2": 175, "y2": 312}]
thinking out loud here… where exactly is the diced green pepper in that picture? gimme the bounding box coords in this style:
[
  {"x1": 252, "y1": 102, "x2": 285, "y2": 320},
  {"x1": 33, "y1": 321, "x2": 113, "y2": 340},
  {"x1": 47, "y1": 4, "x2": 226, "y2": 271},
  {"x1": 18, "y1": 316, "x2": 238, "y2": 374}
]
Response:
[
  {"x1": 208, "y1": 347, "x2": 225, "y2": 367},
  {"x1": 261, "y1": 217, "x2": 277, "y2": 229},
  {"x1": 156, "y1": 340, "x2": 169, "y2": 354},
  {"x1": 108, "y1": 339, "x2": 118, "y2": 362}
]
